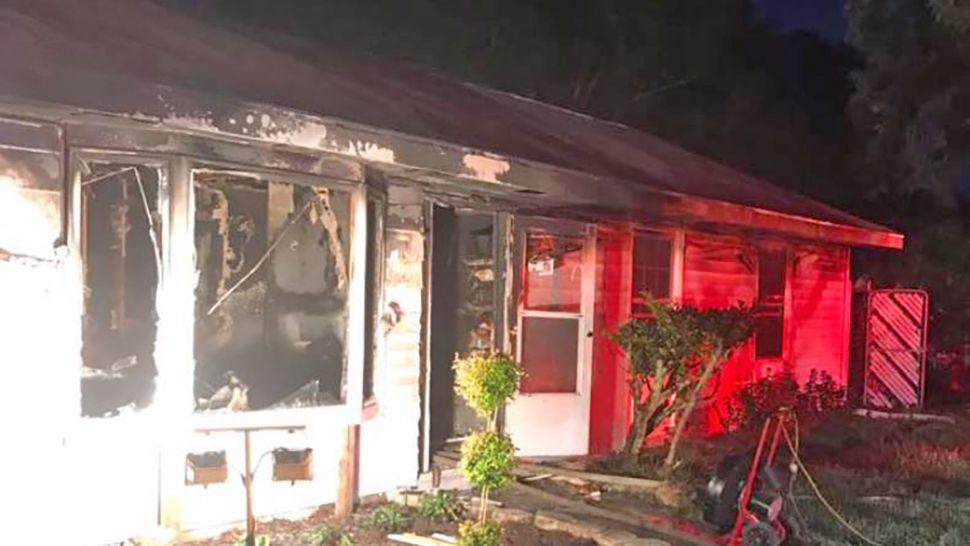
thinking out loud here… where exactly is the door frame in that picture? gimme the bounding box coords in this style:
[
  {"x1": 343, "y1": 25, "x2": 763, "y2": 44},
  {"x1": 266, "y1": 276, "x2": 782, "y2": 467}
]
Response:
[{"x1": 508, "y1": 217, "x2": 596, "y2": 457}]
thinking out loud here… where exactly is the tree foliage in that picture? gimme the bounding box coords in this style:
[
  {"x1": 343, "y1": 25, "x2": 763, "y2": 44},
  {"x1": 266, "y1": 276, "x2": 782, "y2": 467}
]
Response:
[
  {"x1": 847, "y1": 0, "x2": 970, "y2": 357},
  {"x1": 458, "y1": 430, "x2": 516, "y2": 491},
  {"x1": 454, "y1": 352, "x2": 521, "y2": 423}
]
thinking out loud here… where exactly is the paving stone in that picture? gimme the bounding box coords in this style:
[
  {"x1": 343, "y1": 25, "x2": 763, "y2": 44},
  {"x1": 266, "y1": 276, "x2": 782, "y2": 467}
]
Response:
[
  {"x1": 592, "y1": 528, "x2": 640, "y2": 546},
  {"x1": 626, "y1": 539, "x2": 672, "y2": 546},
  {"x1": 535, "y1": 510, "x2": 607, "y2": 539},
  {"x1": 492, "y1": 507, "x2": 534, "y2": 524}
]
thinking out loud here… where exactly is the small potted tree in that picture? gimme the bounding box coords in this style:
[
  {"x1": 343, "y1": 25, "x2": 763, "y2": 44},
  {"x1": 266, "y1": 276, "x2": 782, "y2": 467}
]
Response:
[{"x1": 453, "y1": 352, "x2": 522, "y2": 546}]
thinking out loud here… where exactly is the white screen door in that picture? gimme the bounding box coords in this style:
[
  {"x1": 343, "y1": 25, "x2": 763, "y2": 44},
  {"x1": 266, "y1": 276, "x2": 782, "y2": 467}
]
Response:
[{"x1": 506, "y1": 219, "x2": 594, "y2": 457}]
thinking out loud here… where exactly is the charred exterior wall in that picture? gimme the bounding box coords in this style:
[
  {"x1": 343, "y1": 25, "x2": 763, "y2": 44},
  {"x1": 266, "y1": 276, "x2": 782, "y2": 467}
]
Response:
[{"x1": 359, "y1": 184, "x2": 425, "y2": 494}]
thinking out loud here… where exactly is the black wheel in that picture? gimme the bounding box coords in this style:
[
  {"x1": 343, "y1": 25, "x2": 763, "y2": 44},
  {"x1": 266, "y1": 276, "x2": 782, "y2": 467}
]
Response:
[
  {"x1": 702, "y1": 451, "x2": 753, "y2": 532},
  {"x1": 742, "y1": 521, "x2": 783, "y2": 546}
]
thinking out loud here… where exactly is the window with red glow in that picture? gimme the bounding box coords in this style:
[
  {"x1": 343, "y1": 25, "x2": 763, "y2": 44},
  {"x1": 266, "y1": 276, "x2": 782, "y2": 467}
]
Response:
[
  {"x1": 755, "y1": 249, "x2": 786, "y2": 359},
  {"x1": 631, "y1": 233, "x2": 672, "y2": 313},
  {"x1": 524, "y1": 231, "x2": 583, "y2": 312},
  {"x1": 519, "y1": 316, "x2": 579, "y2": 393}
]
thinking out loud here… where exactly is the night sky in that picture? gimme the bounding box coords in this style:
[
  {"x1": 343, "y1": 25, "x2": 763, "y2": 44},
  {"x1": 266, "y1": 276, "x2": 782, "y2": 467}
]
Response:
[{"x1": 756, "y1": 0, "x2": 846, "y2": 42}]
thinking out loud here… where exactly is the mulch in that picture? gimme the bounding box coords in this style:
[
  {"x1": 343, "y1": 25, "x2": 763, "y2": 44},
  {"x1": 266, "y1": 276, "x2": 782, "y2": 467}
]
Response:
[{"x1": 176, "y1": 504, "x2": 593, "y2": 546}]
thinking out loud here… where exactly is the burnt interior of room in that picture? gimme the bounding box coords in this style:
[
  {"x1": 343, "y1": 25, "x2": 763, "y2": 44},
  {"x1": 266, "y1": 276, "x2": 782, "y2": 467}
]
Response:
[
  {"x1": 193, "y1": 171, "x2": 349, "y2": 412},
  {"x1": 429, "y1": 206, "x2": 497, "y2": 448},
  {"x1": 81, "y1": 163, "x2": 162, "y2": 418}
]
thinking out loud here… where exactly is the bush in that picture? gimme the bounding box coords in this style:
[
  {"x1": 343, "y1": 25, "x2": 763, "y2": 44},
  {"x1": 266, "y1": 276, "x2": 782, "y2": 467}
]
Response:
[
  {"x1": 453, "y1": 352, "x2": 522, "y2": 528},
  {"x1": 453, "y1": 352, "x2": 522, "y2": 422},
  {"x1": 418, "y1": 491, "x2": 464, "y2": 522},
  {"x1": 360, "y1": 503, "x2": 411, "y2": 532},
  {"x1": 724, "y1": 368, "x2": 845, "y2": 430},
  {"x1": 609, "y1": 299, "x2": 755, "y2": 468},
  {"x1": 457, "y1": 519, "x2": 503, "y2": 546},
  {"x1": 460, "y1": 430, "x2": 516, "y2": 491},
  {"x1": 304, "y1": 524, "x2": 354, "y2": 546}
]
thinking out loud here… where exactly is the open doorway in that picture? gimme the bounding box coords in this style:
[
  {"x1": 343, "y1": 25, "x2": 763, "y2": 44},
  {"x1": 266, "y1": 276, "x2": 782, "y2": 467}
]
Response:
[{"x1": 428, "y1": 206, "x2": 502, "y2": 453}]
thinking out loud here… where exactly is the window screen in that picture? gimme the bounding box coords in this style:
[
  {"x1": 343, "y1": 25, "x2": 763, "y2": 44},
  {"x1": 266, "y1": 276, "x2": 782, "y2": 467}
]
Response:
[
  {"x1": 632, "y1": 233, "x2": 672, "y2": 313},
  {"x1": 755, "y1": 249, "x2": 786, "y2": 359},
  {"x1": 519, "y1": 316, "x2": 579, "y2": 393}
]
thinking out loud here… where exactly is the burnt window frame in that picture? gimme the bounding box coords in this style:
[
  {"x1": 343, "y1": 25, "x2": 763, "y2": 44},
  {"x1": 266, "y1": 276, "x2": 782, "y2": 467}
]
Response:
[
  {"x1": 362, "y1": 190, "x2": 386, "y2": 410},
  {"x1": 185, "y1": 163, "x2": 366, "y2": 419},
  {"x1": 69, "y1": 151, "x2": 171, "y2": 420},
  {"x1": 754, "y1": 245, "x2": 789, "y2": 361}
]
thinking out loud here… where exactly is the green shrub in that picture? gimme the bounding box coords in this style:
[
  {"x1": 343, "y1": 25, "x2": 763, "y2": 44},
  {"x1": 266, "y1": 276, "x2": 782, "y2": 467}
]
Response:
[
  {"x1": 453, "y1": 352, "x2": 522, "y2": 527},
  {"x1": 724, "y1": 368, "x2": 845, "y2": 430},
  {"x1": 232, "y1": 535, "x2": 270, "y2": 546},
  {"x1": 418, "y1": 491, "x2": 464, "y2": 522},
  {"x1": 453, "y1": 352, "x2": 522, "y2": 421},
  {"x1": 304, "y1": 524, "x2": 354, "y2": 545},
  {"x1": 609, "y1": 298, "x2": 755, "y2": 469},
  {"x1": 459, "y1": 430, "x2": 516, "y2": 491},
  {"x1": 457, "y1": 519, "x2": 503, "y2": 546},
  {"x1": 360, "y1": 503, "x2": 412, "y2": 532}
]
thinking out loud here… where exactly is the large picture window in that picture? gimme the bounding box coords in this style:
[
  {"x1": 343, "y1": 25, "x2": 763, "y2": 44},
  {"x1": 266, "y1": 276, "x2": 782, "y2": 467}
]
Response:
[
  {"x1": 192, "y1": 171, "x2": 350, "y2": 412},
  {"x1": 755, "y1": 248, "x2": 786, "y2": 359}
]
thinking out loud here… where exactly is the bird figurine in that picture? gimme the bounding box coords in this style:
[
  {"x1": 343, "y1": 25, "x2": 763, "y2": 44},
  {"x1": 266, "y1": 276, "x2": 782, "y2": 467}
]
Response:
[{"x1": 198, "y1": 371, "x2": 250, "y2": 412}]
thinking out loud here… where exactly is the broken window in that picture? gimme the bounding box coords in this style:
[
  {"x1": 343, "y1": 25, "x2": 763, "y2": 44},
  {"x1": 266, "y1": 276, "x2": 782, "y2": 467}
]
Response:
[
  {"x1": 80, "y1": 163, "x2": 164, "y2": 418},
  {"x1": 631, "y1": 232, "x2": 672, "y2": 314},
  {"x1": 193, "y1": 171, "x2": 350, "y2": 412},
  {"x1": 755, "y1": 248, "x2": 786, "y2": 359}
]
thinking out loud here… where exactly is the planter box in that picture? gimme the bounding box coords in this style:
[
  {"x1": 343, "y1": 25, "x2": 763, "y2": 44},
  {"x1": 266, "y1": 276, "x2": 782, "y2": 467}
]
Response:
[
  {"x1": 186, "y1": 451, "x2": 228, "y2": 486},
  {"x1": 272, "y1": 448, "x2": 313, "y2": 481}
]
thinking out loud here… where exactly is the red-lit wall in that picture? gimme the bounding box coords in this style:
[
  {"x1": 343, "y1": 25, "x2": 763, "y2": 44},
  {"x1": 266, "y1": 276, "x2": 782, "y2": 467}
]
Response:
[
  {"x1": 788, "y1": 245, "x2": 852, "y2": 385},
  {"x1": 588, "y1": 229, "x2": 852, "y2": 453},
  {"x1": 589, "y1": 227, "x2": 632, "y2": 453}
]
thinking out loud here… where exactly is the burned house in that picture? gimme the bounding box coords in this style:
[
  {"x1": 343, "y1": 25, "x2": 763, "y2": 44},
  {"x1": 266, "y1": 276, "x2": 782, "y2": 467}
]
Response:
[{"x1": 0, "y1": 1, "x2": 902, "y2": 543}]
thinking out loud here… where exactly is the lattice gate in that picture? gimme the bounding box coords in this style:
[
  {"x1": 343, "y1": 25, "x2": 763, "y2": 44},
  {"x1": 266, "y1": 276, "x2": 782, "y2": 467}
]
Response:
[{"x1": 864, "y1": 289, "x2": 929, "y2": 409}]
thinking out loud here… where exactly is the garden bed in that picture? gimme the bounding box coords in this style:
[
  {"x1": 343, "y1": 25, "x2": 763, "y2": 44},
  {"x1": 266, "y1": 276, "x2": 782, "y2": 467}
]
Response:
[{"x1": 176, "y1": 499, "x2": 595, "y2": 546}]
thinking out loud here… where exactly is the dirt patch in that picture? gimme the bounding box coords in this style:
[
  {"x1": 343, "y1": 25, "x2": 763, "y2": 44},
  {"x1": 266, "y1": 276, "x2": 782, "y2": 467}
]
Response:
[{"x1": 176, "y1": 504, "x2": 593, "y2": 546}]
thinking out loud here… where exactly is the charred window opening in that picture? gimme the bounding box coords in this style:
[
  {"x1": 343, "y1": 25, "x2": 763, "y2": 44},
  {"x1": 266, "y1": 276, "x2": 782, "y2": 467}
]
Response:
[
  {"x1": 193, "y1": 171, "x2": 350, "y2": 412},
  {"x1": 81, "y1": 163, "x2": 163, "y2": 418},
  {"x1": 755, "y1": 248, "x2": 786, "y2": 359}
]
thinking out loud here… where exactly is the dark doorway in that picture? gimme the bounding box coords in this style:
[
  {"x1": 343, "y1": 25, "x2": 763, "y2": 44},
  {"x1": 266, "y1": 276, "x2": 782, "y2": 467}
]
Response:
[{"x1": 428, "y1": 206, "x2": 500, "y2": 450}]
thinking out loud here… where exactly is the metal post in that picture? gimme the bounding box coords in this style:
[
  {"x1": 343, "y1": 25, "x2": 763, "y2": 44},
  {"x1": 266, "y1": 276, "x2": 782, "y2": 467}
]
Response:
[
  {"x1": 729, "y1": 416, "x2": 773, "y2": 545},
  {"x1": 244, "y1": 429, "x2": 255, "y2": 546}
]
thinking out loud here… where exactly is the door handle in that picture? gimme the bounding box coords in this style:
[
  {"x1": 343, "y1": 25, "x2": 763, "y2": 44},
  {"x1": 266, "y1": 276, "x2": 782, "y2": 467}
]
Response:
[{"x1": 586, "y1": 331, "x2": 594, "y2": 338}]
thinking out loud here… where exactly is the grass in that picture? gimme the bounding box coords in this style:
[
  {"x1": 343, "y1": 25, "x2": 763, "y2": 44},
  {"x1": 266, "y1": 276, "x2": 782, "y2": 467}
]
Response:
[
  {"x1": 787, "y1": 409, "x2": 970, "y2": 545},
  {"x1": 591, "y1": 407, "x2": 970, "y2": 545}
]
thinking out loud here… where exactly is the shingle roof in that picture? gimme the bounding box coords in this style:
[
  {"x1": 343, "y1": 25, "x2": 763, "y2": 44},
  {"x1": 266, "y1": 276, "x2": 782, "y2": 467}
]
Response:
[{"x1": 0, "y1": 0, "x2": 893, "y2": 236}]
